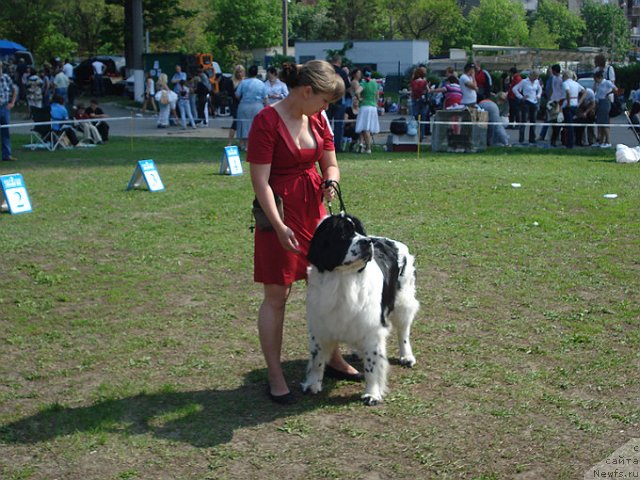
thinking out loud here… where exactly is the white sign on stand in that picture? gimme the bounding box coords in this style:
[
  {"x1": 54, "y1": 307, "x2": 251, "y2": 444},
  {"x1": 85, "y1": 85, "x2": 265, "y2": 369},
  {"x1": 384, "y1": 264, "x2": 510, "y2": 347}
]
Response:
[
  {"x1": 219, "y1": 146, "x2": 243, "y2": 176},
  {"x1": 1, "y1": 173, "x2": 33, "y2": 214},
  {"x1": 127, "y1": 159, "x2": 165, "y2": 192}
]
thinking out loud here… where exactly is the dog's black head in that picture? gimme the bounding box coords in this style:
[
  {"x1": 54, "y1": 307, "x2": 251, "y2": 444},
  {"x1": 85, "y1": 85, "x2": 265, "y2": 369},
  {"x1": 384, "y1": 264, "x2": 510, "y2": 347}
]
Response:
[{"x1": 307, "y1": 214, "x2": 371, "y2": 273}]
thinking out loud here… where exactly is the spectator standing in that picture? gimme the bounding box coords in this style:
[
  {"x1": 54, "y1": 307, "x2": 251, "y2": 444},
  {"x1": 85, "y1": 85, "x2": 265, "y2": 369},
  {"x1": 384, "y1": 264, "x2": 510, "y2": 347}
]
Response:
[
  {"x1": 141, "y1": 71, "x2": 157, "y2": 114},
  {"x1": 593, "y1": 70, "x2": 617, "y2": 148},
  {"x1": 354, "y1": 67, "x2": 380, "y2": 154},
  {"x1": 15, "y1": 58, "x2": 28, "y2": 102},
  {"x1": 195, "y1": 67, "x2": 212, "y2": 125},
  {"x1": 62, "y1": 59, "x2": 74, "y2": 80},
  {"x1": 0, "y1": 62, "x2": 18, "y2": 161},
  {"x1": 594, "y1": 54, "x2": 615, "y2": 102},
  {"x1": 92, "y1": 58, "x2": 106, "y2": 97},
  {"x1": 513, "y1": 71, "x2": 542, "y2": 145},
  {"x1": 538, "y1": 67, "x2": 554, "y2": 141},
  {"x1": 154, "y1": 80, "x2": 177, "y2": 128},
  {"x1": 562, "y1": 70, "x2": 584, "y2": 149},
  {"x1": 459, "y1": 63, "x2": 478, "y2": 106},
  {"x1": 265, "y1": 66, "x2": 289, "y2": 104},
  {"x1": 475, "y1": 62, "x2": 493, "y2": 101},
  {"x1": 85, "y1": 99, "x2": 110, "y2": 141},
  {"x1": 410, "y1": 66, "x2": 430, "y2": 140},
  {"x1": 227, "y1": 65, "x2": 245, "y2": 145},
  {"x1": 171, "y1": 65, "x2": 187, "y2": 91},
  {"x1": 53, "y1": 68, "x2": 70, "y2": 104},
  {"x1": 548, "y1": 64, "x2": 566, "y2": 147},
  {"x1": 506, "y1": 67, "x2": 522, "y2": 127},
  {"x1": 235, "y1": 65, "x2": 268, "y2": 150},
  {"x1": 25, "y1": 68, "x2": 44, "y2": 113},
  {"x1": 326, "y1": 54, "x2": 351, "y2": 153},
  {"x1": 177, "y1": 79, "x2": 197, "y2": 129}
]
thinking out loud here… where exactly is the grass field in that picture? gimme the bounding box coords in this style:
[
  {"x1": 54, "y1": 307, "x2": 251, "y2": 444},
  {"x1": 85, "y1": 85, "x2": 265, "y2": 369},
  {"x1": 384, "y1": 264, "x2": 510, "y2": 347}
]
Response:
[{"x1": 1, "y1": 136, "x2": 639, "y2": 479}]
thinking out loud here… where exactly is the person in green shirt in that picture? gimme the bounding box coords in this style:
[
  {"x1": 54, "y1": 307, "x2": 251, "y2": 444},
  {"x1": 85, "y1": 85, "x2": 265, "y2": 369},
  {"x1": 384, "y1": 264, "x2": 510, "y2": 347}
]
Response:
[{"x1": 354, "y1": 68, "x2": 380, "y2": 154}]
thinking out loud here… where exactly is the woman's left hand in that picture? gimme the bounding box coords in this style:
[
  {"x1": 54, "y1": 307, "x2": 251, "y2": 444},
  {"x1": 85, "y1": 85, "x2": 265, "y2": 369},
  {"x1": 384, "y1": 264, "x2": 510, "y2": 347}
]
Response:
[{"x1": 322, "y1": 181, "x2": 336, "y2": 202}]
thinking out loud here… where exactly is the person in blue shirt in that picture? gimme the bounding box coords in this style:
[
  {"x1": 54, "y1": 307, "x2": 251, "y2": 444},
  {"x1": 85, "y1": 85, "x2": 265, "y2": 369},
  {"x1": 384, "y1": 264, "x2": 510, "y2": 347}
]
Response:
[
  {"x1": 50, "y1": 95, "x2": 79, "y2": 146},
  {"x1": 171, "y1": 65, "x2": 187, "y2": 92},
  {"x1": 265, "y1": 66, "x2": 289, "y2": 104},
  {"x1": 235, "y1": 65, "x2": 267, "y2": 150}
]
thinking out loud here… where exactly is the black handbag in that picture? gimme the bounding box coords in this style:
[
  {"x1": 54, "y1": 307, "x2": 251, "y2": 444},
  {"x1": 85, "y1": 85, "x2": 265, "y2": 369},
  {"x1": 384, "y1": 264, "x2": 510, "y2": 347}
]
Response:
[{"x1": 252, "y1": 194, "x2": 284, "y2": 231}]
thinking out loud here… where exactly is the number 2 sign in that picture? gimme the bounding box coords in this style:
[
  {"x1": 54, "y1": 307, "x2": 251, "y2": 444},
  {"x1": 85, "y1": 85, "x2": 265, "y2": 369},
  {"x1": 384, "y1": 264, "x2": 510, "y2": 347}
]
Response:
[{"x1": 1, "y1": 173, "x2": 33, "y2": 215}]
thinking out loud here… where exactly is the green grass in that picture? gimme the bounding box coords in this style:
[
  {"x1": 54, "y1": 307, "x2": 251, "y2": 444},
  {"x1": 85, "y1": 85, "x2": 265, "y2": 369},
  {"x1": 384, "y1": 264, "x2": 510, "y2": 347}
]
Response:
[{"x1": 1, "y1": 136, "x2": 639, "y2": 479}]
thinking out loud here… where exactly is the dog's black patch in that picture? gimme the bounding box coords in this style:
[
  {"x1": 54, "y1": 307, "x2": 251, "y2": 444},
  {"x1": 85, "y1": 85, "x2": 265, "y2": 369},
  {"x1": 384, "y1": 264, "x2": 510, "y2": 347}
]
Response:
[
  {"x1": 371, "y1": 238, "x2": 400, "y2": 326},
  {"x1": 307, "y1": 214, "x2": 367, "y2": 273}
]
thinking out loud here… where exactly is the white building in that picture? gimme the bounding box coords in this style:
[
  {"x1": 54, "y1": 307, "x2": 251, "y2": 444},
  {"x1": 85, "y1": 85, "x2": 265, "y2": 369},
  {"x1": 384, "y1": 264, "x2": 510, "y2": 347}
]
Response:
[{"x1": 294, "y1": 40, "x2": 429, "y2": 76}]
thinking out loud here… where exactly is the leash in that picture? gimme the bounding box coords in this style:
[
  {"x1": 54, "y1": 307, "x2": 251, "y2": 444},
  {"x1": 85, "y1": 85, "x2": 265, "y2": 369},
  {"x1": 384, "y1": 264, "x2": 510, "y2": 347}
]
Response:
[{"x1": 323, "y1": 179, "x2": 346, "y2": 215}]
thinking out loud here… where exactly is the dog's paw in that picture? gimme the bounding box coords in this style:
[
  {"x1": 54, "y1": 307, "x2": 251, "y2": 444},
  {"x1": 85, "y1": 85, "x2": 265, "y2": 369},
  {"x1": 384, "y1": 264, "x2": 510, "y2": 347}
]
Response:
[
  {"x1": 362, "y1": 394, "x2": 382, "y2": 406},
  {"x1": 301, "y1": 381, "x2": 322, "y2": 394},
  {"x1": 399, "y1": 355, "x2": 416, "y2": 368}
]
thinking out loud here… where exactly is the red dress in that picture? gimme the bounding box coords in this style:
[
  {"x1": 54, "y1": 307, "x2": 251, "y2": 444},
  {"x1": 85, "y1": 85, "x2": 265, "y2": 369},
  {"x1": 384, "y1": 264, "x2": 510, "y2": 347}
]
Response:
[{"x1": 247, "y1": 106, "x2": 335, "y2": 285}]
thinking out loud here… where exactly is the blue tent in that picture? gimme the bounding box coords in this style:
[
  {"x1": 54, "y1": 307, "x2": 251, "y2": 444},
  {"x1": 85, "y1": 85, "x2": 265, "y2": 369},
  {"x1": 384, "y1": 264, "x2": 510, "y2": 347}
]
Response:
[{"x1": 0, "y1": 40, "x2": 27, "y2": 55}]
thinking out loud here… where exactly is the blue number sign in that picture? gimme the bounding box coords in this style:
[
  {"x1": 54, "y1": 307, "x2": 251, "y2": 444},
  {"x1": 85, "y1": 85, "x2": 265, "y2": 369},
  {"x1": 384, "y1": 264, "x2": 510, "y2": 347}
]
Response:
[
  {"x1": 219, "y1": 146, "x2": 243, "y2": 176},
  {"x1": 1, "y1": 173, "x2": 33, "y2": 214},
  {"x1": 127, "y1": 159, "x2": 165, "y2": 192}
]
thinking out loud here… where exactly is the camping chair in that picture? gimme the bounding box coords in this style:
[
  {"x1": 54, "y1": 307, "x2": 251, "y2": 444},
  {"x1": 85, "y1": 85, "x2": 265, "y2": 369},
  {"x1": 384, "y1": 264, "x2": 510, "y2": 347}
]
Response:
[
  {"x1": 27, "y1": 107, "x2": 67, "y2": 151},
  {"x1": 624, "y1": 110, "x2": 640, "y2": 145}
]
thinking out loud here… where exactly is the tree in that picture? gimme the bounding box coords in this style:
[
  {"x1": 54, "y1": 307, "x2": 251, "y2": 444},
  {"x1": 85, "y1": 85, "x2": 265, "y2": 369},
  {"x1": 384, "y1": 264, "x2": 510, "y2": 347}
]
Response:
[
  {"x1": 528, "y1": 18, "x2": 559, "y2": 49},
  {"x1": 533, "y1": 0, "x2": 585, "y2": 50},
  {"x1": 288, "y1": 0, "x2": 337, "y2": 42},
  {"x1": 208, "y1": 0, "x2": 281, "y2": 69},
  {"x1": 324, "y1": 0, "x2": 388, "y2": 40},
  {"x1": 386, "y1": 0, "x2": 468, "y2": 55},
  {"x1": 581, "y1": 0, "x2": 632, "y2": 61},
  {"x1": 468, "y1": 0, "x2": 529, "y2": 46},
  {"x1": 0, "y1": 0, "x2": 72, "y2": 61},
  {"x1": 105, "y1": 0, "x2": 197, "y2": 52}
]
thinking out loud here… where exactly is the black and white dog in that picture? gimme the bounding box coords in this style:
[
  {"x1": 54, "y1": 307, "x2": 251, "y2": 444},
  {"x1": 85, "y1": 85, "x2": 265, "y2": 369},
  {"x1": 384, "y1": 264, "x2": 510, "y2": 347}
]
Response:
[{"x1": 301, "y1": 214, "x2": 419, "y2": 405}]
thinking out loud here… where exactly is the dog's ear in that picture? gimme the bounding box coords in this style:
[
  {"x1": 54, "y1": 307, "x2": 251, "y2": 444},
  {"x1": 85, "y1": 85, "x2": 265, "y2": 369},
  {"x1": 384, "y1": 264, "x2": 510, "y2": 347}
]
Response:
[
  {"x1": 347, "y1": 215, "x2": 367, "y2": 236},
  {"x1": 308, "y1": 216, "x2": 353, "y2": 272}
]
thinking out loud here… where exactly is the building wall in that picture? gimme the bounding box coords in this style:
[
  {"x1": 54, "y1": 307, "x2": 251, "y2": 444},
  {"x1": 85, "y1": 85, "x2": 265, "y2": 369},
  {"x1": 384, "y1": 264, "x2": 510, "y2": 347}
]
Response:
[{"x1": 294, "y1": 40, "x2": 429, "y2": 75}]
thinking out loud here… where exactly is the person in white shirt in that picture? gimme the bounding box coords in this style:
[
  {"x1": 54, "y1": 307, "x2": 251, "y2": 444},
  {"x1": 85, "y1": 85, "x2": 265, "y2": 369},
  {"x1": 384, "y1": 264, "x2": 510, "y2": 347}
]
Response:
[
  {"x1": 92, "y1": 59, "x2": 106, "y2": 96},
  {"x1": 513, "y1": 70, "x2": 542, "y2": 144},
  {"x1": 593, "y1": 70, "x2": 617, "y2": 148},
  {"x1": 62, "y1": 59, "x2": 74, "y2": 80},
  {"x1": 562, "y1": 70, "x2": 585, "y2": 149},
  {"x1": 459, "y1": 63, "x2": 478, "y2": 106}
]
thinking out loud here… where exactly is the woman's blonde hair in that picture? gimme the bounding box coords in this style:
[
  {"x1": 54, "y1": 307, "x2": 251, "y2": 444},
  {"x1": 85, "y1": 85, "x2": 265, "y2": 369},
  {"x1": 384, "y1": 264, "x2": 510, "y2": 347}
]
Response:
[
  {"x1": 232, "y1": 65, "x2": 245, "y2": 88},
  {"x1": 156, "y1": 73, "x2": 168, "y2": 89},
  {"x1": 281, "y1": 60, "x2": 345, "y2": 103}
]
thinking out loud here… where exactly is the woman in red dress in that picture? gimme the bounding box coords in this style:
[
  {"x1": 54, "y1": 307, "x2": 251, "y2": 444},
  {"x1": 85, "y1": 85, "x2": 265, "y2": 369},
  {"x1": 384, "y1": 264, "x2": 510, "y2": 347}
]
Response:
[{"x1": 248, "y1": 60, "x2": 362, "y2": 404}]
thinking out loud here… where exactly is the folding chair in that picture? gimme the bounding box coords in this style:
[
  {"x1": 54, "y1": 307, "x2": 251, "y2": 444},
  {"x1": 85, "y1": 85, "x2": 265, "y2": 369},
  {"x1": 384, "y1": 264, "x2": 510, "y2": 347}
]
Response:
[
  {"x1": 26, "y1": 107, "x2": 68, "y2": 151},
  {"x1": 624, "y1": 110, "x2": 640, "y2": 146}
]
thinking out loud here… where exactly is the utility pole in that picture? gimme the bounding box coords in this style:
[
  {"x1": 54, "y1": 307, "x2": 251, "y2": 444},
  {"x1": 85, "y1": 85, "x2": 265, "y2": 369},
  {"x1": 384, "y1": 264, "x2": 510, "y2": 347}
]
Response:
[
  {"x1": 282, "y1": 0, "x2": 288, "y2": 57},
  {"x1": 125, "y1": 0, "x2": 145, "y2": 102}
]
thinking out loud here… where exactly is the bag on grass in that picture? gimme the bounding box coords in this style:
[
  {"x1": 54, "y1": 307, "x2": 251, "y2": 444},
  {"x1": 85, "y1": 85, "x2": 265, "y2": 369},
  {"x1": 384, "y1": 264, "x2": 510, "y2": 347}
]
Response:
[
  {"x1": 406, "y1": 118, "x2": 418, "y2": 136},
  {"x1": 390, "y1": 117, "x2": 408, "y2": 135},
  {"x1": 615, "y1": 144, "x2": 640, "y2": 164}
]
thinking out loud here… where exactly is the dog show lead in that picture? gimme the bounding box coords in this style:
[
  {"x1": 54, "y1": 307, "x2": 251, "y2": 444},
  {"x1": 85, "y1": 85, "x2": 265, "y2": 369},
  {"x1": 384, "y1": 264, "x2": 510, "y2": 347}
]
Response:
[{"x1": 247, "y1": 60, "x2": 363, "y2": 405}]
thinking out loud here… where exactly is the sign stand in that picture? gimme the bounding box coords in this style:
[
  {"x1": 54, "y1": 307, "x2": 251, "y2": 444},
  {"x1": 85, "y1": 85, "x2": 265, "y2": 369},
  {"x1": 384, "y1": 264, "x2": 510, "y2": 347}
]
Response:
[
  {"x1": 219, "y1": 146, "x2": 243, "y2": 176},
  {"x1": 1, "y1": 173, "x2": 33, "y2": 214},
  {"x1": 127, "y1": 159, "x2": 165, "y2": 192}
]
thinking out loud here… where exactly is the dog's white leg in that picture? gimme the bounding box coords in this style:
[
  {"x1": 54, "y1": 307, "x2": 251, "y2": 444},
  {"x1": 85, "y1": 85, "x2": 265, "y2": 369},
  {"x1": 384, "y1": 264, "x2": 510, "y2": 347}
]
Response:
[
  {"x1": 361, "y1": 333, "x2": 389, "y2": 406},
  {"x1": 301, "y1": 334, "x2": 333, "y2": 395},
  {"x1": 392, "y1": 295, "x2": 419, "y2": 368}
]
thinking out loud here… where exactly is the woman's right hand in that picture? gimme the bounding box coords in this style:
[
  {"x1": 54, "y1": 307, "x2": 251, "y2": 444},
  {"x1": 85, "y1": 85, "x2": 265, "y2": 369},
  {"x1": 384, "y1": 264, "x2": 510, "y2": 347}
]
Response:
[{"x1": 276, "y1": 225, "x2": 300, "y2": 253}]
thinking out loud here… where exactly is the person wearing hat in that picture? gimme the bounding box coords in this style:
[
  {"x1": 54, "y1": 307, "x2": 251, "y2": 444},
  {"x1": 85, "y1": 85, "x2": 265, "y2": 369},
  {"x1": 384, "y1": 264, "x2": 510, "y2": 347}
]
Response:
[
  {"x1": 0, "y1": 61, "x2": 18, "y2": 161},
  {"x1": 460, "y1": 63, "x2": 478, "y2": 106}
]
